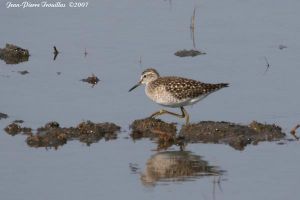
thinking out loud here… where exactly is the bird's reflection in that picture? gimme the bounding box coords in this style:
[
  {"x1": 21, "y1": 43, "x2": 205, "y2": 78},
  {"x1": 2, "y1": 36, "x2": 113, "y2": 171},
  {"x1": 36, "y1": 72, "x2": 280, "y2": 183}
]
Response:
[{"x1": 140, "y1": 151, "x2": 224, "y2": 186}]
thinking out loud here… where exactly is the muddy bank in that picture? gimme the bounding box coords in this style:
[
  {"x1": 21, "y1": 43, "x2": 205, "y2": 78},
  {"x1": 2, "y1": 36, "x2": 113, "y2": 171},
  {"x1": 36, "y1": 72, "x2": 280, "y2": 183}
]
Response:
[
  {"x1": 174, "y1": 49, "x2": 206, "y2": 57},
  {"x1": 3, "y1": 118, "x2": 286, "y2": 150},
  {"x1": 0, "y1": 44, "x2": 30, "y2": 64},
  {"x1": 0, "y1": 112, "x2": 8, "y2": 120},
  {"x1": 130, "y1": 119, "x2": 286, "y2": 150},
  {"x1": 181, "y1": 121, "x2": 285, "y2": 150},
  {"x1": 141, "y1": 151, "x2": 223, "y2": 186},
  {"x1": 4, "y1": 121, "x2": 120, "y2": 149}
]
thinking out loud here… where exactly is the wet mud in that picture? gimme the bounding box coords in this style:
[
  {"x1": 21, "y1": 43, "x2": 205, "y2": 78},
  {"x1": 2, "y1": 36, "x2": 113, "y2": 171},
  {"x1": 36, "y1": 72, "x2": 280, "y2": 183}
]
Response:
[
  {"x1": 4, "y1": 123, "x2": 32, "y2": 136},
  {"x1": 0, "y1": 44, "x2": 30, "y2": 64},
  {"x1": 0, "y1": 112, "x2": 8, "y2": 120},
  {"x1": 140, "y1": 151, "x2": 223, "y2": 186},
  {"x1": 81, "y1": 74, "x2": 100, "y2": 86},
  {"x1": 4, "y1": 121, "x2": 120, "y2": 149},
  {"x1": 130, "y1": 118, "x2": 180, "y2": 150},
  {"x1": 130, "y1": 118, "x2": 177, "y2": 139},
  {"x1": 130, "y1": 118, "x2": 286, "y2": 150},
  {"x1": 181, "y1": 121, "x2": 285, "y2": 150},
  {"x1": 174, "y1": 49, "x2": 206, "y2": 57},
  {"x1": 3, "y1": 118, "x2": 286, "y2": 150}
]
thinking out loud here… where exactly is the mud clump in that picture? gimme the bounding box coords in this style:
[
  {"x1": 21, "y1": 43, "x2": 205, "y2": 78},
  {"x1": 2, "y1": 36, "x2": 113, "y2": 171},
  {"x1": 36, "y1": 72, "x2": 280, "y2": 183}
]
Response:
[
  {"x1": 72, "y1": 121, "x2": 120, "y2": 145},
  {"x1": 130, "y1": 118, "x2": 177, "y2": 140},
  {"x1": 174, "y1": 49, "x2": 205, "y2": 57},
  {"x1": 130, "y1": 118, "x2": 181, "y2": 150},
  {"x1": 4, "y1": 121, "x2": 120, "y2": 149},
  {"x1": 4, "y1": 123, "x2": 32, "y2": 136},
  {"x1": 4, "y1": 123, "x2": 22, "y2": 135},
  {"x1": 0, "y1": 112, "x2": 8, "y2": 120},
  {"x1": 45, "y1": 121, "x2": 60, "y2": 129},
  {"x1": 180, "y1": 121, "x2": 285, "y2": 150},
  {"x1": 26, "y1": 121, "x2": 69, "y2": 148},
  {"x1": 81, "y1": 74, "x2": 100, "y2": 86},
  {"x1": 0, "y1": 44, "x2": 30, "y2": 64},
  {"x1": 27, "y1": 130, "x2": 67, "y2": 149}
]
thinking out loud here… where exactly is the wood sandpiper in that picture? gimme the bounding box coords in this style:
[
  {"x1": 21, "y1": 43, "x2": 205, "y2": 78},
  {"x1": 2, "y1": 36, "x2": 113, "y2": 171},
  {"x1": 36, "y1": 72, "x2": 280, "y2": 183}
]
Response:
[{"x1": 129, "y1": 68, "x2": 229, "y2": 125}]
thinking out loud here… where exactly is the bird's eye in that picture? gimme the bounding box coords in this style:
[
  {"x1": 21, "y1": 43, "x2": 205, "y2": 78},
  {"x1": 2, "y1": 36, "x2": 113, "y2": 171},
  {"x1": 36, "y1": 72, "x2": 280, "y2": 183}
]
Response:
[{"x1": 143, "y1": 75, "x2": 146, "y2": 78}]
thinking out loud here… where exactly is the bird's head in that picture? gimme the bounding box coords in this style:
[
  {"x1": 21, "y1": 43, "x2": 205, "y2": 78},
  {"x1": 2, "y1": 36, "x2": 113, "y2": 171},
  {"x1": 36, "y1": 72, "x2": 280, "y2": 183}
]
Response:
[{"x1": 129, "y1": 68, "x2": 160, "y2": 92}]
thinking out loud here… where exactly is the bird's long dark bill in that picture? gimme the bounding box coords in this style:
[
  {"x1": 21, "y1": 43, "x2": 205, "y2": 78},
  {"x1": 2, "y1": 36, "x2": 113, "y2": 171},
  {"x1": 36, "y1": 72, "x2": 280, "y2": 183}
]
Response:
[{"x1": 129, "y1": 82, "x2": 141, "y2": 92}]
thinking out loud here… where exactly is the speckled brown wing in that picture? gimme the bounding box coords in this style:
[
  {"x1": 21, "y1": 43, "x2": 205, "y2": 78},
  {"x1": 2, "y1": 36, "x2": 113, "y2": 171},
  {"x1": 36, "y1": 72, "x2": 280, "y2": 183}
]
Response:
[{"x1": 159, "y1": 77, "x2": 228, "y2": 100}]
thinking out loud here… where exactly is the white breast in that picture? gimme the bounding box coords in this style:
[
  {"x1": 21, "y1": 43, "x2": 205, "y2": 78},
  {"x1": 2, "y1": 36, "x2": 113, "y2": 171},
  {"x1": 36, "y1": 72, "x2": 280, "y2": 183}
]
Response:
[{"x1": 145, "y1": 85, "x2": 211, "y2": 108}]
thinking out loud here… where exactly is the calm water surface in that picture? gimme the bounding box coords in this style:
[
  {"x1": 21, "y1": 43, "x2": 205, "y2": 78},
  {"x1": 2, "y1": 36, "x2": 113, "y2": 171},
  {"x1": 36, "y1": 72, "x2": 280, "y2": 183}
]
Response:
[{"x1": 1, "y1": 0, "x2": 300, "y2": 199}]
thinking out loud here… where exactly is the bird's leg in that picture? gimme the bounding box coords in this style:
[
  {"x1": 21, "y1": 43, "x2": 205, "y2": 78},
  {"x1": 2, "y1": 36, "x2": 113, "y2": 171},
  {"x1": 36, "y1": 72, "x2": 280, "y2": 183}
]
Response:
[
  {"x1": 149, "y1": 107, "x2": 190, "y2": 125},
  {"x1": 181, "y1": 107, "x2": 190, "y2": 125},
  {"x1": 150, "y1": 109, "x2": 184, "y2": 118}
]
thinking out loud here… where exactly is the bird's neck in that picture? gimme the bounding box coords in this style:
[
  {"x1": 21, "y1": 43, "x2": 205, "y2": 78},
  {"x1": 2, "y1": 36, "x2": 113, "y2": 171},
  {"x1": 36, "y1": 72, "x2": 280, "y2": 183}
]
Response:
[{"x1": 145, "y1": 78, "x2": 158, "y2": 92}]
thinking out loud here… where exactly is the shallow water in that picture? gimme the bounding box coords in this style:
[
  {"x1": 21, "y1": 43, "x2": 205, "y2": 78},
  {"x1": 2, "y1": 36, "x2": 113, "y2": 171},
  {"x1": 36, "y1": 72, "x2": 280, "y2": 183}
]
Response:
[{"x1": 1, "y1": 0, "x2": 300, "y2": 199}]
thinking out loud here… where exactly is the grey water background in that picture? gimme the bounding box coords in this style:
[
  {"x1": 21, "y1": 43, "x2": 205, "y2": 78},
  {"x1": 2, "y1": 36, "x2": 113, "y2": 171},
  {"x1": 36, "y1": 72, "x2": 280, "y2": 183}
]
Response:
[{"x1": 1, "y1": 0, "x2": 300, "y2": 199}]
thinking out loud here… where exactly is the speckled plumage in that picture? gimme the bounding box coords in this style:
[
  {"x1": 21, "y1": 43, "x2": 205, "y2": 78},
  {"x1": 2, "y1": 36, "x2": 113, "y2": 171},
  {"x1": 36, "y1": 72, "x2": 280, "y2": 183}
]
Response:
[{"x1": 148, "y1": 76, "x2": 228, "y2": 101}]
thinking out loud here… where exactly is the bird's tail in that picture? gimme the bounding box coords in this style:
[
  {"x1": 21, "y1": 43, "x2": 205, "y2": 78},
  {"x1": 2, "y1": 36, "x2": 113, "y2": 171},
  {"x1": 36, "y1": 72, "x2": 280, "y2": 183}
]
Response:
[
  {"x1": 204, "y1": 82, "x2": 229, "y2": 93},
  {"x1": 218, "y1": 83, "x2": 229, "y2": 88}
]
